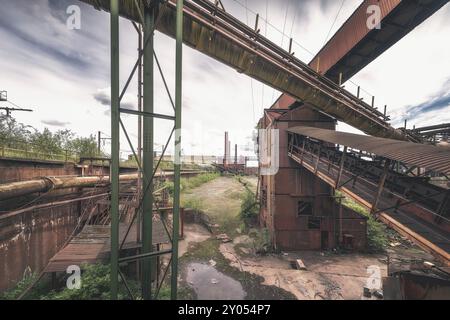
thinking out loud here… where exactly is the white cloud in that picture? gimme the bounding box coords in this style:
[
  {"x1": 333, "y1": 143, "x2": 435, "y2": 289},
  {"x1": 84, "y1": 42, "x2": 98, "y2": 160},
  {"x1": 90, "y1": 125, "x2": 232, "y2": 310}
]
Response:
[{"x1": 1, "y1": 0, "x2": 449, "y2": 159}]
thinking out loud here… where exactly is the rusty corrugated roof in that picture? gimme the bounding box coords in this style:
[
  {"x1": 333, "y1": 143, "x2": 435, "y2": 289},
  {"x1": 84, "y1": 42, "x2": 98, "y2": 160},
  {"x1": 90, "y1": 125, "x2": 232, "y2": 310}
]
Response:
[{"x1": 287, "y1": 126, "x2": 450, "y2": 175}]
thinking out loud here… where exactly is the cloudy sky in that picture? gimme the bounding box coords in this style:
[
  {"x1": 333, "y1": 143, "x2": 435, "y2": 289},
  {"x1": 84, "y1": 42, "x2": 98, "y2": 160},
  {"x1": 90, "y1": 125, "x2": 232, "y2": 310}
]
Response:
[{"x1": 0, "y1": 0, "x2": 449, "y2": 158}]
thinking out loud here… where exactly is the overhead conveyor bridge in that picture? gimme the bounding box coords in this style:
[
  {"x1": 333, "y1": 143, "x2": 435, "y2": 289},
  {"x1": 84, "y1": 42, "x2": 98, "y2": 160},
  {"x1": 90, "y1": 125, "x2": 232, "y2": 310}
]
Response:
[
  {"x1": 79, "y1": 0, "x2": 410, "y2": 141},
  {"x1": 287, "y1": 126, "x2": 450, "y2": 265}
]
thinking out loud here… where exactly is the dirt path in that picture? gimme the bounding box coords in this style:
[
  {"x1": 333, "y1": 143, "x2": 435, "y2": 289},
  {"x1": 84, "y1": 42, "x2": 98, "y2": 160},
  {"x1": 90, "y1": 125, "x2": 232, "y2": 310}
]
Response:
[
  {"x1": 219, "y1": 242, "x2": 387, "y2": 300},
  {"x1": 178, "y1": 224, "x2": 211, "y2": 257},
  {"x1": 180, "y1": 175, "x2": 387, "y2": 300},
  {"x1": 183, "y1": 176, "x2": 248, "y2": 235}
]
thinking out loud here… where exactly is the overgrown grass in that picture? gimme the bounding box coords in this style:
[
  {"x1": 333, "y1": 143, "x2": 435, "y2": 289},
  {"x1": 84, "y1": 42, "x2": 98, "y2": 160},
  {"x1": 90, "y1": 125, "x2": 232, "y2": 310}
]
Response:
[
  {"x1": 164, "y1": 172, "x2": 219, "y2": 196},
  {"x1": 157, "y1": 284, "x2": 194, "y2": 300},
  {"x1": 0, "y1": 273, "x2": 38, "y2": 300},
  {"x1": 42, "y1": 264, "x2": 140, "y2": 300},
  {"x1": 336, "y1": 191, "x2": 389, "y2": 252},
  {"x1": 182, "y1": 197, "x2": 204, "y2": 211},
  {"x1": 248, "y1": 228, "x2": 271, "y2": 254},
  {"x1": 1, "y1": 264, "x2": 143, "y2": 300},
  {"x1": 181, "y1": 172, "x2": 220, "y2": 191}
]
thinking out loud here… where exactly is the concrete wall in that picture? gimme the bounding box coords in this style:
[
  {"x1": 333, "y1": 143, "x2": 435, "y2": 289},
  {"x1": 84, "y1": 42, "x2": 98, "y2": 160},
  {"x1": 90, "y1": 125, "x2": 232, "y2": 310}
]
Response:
[
  {"x1": 0, "y1": 158, "x2": 79, "y2": 184},
  {"x1": 0, "y1": 158, "x2": 206, "y2": 293},
  {"x1": 0, "y1": 158, "x2": 126, "y2": 293},
  {"x1": 0, "y1": 199, "x2": 83, "y2": 292}
]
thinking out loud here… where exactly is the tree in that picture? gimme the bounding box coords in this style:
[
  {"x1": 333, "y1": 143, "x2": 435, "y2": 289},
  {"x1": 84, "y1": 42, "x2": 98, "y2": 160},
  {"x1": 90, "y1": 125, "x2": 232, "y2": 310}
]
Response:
[
  {"x1": 66, "y1": 135, "x2": 99, "y2": 157},
  {"x1": 0, "y1": 115, "x2": 100, "y2": 158},
  {"x1": 29, "y1": 128, "x2": 64, "y2": 154},
  {"x1": 0, "y1": 114, "x2": 34, "y2": 148}
]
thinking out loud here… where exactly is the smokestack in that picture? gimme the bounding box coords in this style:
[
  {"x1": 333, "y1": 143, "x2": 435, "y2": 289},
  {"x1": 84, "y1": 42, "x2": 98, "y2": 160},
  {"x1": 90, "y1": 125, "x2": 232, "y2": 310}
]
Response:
[
  {"x1": 224, "y1": 131, "x2": 229, "y2": 165},
  {"x1": 228, "y1": 141, "x2": 231, "y2": 165},
  {"x1": 234, "y1": 144, "x2": 237, "y2": 164}
]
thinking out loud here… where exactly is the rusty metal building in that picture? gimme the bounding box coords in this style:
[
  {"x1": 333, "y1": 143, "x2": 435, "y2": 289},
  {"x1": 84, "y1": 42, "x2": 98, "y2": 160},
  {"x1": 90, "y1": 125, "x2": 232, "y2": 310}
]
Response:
[{"x1": 258, "y1": 103, "x2": 367, "y2": 251}]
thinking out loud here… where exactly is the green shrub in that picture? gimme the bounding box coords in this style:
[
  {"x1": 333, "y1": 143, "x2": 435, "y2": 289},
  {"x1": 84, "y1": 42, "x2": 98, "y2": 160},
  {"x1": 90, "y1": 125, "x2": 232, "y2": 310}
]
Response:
[
  {"x1": 182, "y1": 198, "x2": 203, "y2": 211},
  {"x1": 250, "y1": 228, "x2": 271, "y2": 254},
  {"x1": 337, "y1": 191, "x2": 389, "y2": 252},
  {"x1": 41, "y1": 264, "x2": 140, "y2": 300},
  {"x1": 240, "y1": 189, "x2": 259, "y2": 221},
  {"x1": 0, "y1": 272, "x2": 37, "y2": 300}
]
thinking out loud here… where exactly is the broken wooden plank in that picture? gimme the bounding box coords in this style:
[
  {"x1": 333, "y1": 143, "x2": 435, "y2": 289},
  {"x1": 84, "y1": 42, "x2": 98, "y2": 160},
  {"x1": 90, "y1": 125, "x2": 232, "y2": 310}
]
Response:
[{"x1": 295, "y1": 259, "x2": 307, "y2": 270}]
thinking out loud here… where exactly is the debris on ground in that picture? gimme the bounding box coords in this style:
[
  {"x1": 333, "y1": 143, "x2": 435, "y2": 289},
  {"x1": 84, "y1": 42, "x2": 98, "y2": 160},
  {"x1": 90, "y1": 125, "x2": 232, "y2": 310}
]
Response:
[
  {"x1": 209, "y1": 259, "x2": 217, "y2": 267},
  {"x1": 239, "y1": 247, "x2": 250, "y2": 255},
  {"x1": 373, "y1": 290, "x2": 384, "y2": 299},
  {"x1": 211, "y1": 278, "x2": 219, "y2": 284},
  {"x1": 378, "y1": 257, "x2": 388, "y2": 264},
  {"x1": 390, "y1": 242, "x2": 401, "y2": 247},
  {"x1": 295, "y1": 259, "x2": 307, "y2": 271},
  {"x1": 216, "y1": 233, "x2": 232, "y2": 243},
  {"x1": 363, "y1": 287, "x2": 372, "y2": 298}
]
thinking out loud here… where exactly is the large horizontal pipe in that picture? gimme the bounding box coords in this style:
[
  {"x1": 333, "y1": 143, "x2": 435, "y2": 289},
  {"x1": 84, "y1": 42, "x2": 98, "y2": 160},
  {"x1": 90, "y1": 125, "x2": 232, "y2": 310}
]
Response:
[
  {"x1": 0, "y1": 174, "x2": 137, "y2": 201},
  {"x1": 0, "y1": 171, "x2": 206, "y2": 201}
]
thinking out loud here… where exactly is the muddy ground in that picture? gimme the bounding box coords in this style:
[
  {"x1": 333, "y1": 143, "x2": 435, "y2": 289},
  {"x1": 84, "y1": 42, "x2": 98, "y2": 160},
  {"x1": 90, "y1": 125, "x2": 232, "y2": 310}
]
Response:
[{"x1": 176, "y1": 175, "x2": 403, "y2": 300}]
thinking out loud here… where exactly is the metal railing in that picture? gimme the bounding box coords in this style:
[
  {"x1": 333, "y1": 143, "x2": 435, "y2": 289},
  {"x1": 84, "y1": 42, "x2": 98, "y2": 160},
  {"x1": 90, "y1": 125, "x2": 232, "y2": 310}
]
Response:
[{"x1": 0, "y1": 145, "x2": 79, "y2": 162}]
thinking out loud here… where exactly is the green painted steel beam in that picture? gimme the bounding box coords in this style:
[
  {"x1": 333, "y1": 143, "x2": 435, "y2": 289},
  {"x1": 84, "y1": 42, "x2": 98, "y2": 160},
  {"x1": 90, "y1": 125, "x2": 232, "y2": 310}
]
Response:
[
  {"x1": 109, "y1": 0, "x2": 120, "y2": 300},
  {"x1": 171, "y1": 0, "x2": 183, "y2": 301},
  {"x1": 141, "y1": 5, "x2": 154, "y2": 300}
]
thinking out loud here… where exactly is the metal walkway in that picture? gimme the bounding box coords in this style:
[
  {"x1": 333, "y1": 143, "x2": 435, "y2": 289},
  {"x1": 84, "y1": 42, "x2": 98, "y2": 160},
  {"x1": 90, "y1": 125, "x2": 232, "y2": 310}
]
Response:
[
  {"x1": 287, "y1": 128, "x2": 450, "y2": 265},
  {"x1": 44, "y1": 221, "x2": 169, "y2": 273}
]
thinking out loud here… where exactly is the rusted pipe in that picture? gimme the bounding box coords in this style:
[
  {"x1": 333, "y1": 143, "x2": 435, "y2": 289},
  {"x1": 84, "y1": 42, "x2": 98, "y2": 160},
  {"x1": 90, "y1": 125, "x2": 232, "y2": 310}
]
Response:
[
  {"x1": 0, "y1": 174, "x2": 137, "y2": 201},
  {"x1": 0, "y1": 171, "x2": 205, "y2": 201}
]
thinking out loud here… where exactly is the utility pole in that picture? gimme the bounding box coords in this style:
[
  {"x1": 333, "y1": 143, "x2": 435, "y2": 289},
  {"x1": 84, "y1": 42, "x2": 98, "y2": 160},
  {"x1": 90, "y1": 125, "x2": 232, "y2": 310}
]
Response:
[
  {"x1": 0, "y1": 107, "x2": 33, "y2": 117},
  {"x1": 97, "y1": 132, "x2": 111, "y2": 155},
  {"x1": 98, "y1": 131, "x2": 101, "y2": 154},
  {"x1": 0, "y1": 91, "x2": 33, "y2": 117}
]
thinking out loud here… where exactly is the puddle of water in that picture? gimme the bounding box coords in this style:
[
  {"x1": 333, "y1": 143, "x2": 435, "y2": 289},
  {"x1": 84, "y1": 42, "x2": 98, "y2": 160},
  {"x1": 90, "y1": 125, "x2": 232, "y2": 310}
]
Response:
[{"x1": 186, "y1": 262, "x2": 246, "y2": 300}]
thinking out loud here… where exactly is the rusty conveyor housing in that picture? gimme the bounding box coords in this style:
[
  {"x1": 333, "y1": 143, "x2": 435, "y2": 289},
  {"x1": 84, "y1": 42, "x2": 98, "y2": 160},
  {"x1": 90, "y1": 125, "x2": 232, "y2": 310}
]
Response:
[
  {"x1": 287, "y1": 127, "x2": 450, "y2": 265},
  {"x1": 78, "y1": 0, "x2": 407, "y2": 140},
  {"x1": 275, "y1": 0, "x2": 450, "y2": 114}
]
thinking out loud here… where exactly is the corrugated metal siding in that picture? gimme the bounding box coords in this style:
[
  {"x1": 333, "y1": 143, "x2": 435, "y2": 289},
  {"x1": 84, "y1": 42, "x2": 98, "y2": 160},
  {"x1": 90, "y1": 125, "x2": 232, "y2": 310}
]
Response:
[{"x1": 288, "y1": 126, "x2": 450, "y2": 175}]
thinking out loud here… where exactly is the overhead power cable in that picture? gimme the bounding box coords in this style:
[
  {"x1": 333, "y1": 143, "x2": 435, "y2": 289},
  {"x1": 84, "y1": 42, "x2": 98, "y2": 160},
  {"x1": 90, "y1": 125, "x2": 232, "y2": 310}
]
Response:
[
  {"x1": 260, "y1": 0, "x2": 269, "y2": 116},
  {"x1": 244, "y1": 0, "x2": 256, "y2": 123},
  {"x1": 229, "y1": 0, "x2": 383, "y2": 115},
  {"x1": 323, "y1": 0, "x2": 346, "y2": 46}
]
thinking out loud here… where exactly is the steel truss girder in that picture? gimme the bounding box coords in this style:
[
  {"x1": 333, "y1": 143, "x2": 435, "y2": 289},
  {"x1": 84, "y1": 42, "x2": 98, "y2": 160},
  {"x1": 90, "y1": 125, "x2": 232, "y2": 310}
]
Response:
[{"x1": 288, "y1": 133, "x2": 450, "y2": 221}]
